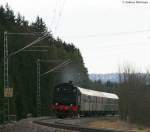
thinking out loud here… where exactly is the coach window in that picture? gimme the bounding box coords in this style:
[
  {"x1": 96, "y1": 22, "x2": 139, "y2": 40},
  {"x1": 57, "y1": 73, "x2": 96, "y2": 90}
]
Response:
[
  {"x1": 90, "y1": 96, "x2": 92, "y2": 102},
  {"x1": 108, "y1": 99, "x2": 111, "y2": 104},
  {"x1": 96, "y1": 97, "x2": 98, "y2": 103},
  {"x1": 99, "y1": 97, "x2": 100, "y2": 103},
  {"x1": 112, "y1": 99, "x2": 114, "y2": 104},
  {"x1": 88, "y1": 96, "x2": 90, "y2": 102},
  {"x1": 83, "y1": 95, "x2": 86, "y2": 102}
]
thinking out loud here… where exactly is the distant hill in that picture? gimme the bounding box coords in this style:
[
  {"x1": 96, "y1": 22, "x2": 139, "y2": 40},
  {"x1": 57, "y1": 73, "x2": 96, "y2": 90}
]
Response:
[{"x1": 89, "y1": 73, "x2": 119, "y2": 83}]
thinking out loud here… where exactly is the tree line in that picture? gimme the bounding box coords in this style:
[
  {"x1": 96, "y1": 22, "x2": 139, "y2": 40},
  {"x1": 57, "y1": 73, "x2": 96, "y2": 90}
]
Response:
[{"x1": 117, "y1": 65, "x2": 150, "y2": 125}]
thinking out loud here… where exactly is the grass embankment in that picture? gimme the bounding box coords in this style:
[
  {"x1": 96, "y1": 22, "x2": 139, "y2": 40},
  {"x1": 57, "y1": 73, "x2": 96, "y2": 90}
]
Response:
[{"x1": 88, "y1": 118, "x2": 150, "y2": 132}]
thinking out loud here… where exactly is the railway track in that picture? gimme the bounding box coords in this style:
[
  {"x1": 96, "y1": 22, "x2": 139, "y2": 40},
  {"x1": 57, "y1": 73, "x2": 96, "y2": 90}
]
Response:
[{"x1": 33, "y1": 117, "x2": 136, "y2": 132}]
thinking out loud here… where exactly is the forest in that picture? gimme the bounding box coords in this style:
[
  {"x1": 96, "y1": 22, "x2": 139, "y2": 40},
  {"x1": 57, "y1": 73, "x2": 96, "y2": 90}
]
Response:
[
  {"x1": 0, "y1": 4, "x2": 89, "y2": 121},
  {"x1": 0, "y1": 4, "x2": 150, "y2": 126}
]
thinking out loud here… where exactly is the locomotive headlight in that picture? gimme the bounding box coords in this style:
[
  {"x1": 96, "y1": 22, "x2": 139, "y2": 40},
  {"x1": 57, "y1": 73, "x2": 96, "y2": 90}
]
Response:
[{"x1": 55, "y1": 103, "x2": 58, "y2": 105}]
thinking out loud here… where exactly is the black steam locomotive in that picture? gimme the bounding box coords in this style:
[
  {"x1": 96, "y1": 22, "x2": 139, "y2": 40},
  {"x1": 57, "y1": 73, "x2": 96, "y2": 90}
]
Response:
[{"x1": 51, "y1": 82, "x2": 119, "y2": 118}]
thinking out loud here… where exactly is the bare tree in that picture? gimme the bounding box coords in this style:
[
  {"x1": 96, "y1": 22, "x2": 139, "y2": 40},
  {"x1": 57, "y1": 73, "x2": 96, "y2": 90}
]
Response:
[{"x1": 118, "y1": 64, "x2": 150, "y2": 125}]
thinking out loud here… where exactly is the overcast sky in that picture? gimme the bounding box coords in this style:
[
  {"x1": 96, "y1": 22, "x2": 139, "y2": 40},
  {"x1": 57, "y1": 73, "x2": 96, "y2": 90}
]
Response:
[{"x1": 1, "y1": 0, "x2": 150, "y2": 73}]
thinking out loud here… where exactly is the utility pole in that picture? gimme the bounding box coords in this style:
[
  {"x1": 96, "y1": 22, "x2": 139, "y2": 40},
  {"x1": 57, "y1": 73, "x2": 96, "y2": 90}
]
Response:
[
  {"x1": 3, "y1": 31, "x2": 9, "y2": 122},
  {"x1": 36, "y1": 59, "x2": 41, "y2": 117}
]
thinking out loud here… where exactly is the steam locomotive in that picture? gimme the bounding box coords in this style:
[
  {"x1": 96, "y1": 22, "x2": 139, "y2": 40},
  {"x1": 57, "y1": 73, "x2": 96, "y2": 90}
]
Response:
[{"x1": 51, "y1": 82, "x2": 119, "y2": 118}]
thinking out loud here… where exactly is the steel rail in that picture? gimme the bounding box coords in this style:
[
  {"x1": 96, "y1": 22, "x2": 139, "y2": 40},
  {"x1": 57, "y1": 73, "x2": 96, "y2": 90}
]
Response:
[{"x1": 33, "y1": 120, "x2": 136, "y2": 132}]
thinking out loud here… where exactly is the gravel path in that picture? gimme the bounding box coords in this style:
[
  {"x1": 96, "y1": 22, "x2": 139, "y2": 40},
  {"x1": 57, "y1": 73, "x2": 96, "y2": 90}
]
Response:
[{"x1": 0, "y1": 118, "x2": 70, "y2": 132}]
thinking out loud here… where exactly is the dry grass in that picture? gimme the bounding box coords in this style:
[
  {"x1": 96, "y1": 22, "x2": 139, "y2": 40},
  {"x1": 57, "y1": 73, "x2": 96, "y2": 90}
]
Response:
[{"x1": 88, "y1": 118, "x2": 150, "y2": 132}]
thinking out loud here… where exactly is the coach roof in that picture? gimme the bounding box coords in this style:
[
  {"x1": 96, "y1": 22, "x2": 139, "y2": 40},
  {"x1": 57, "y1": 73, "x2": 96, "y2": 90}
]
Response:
[{"x1": 77, "y1": 87, "x2": 119, "y2": 99}]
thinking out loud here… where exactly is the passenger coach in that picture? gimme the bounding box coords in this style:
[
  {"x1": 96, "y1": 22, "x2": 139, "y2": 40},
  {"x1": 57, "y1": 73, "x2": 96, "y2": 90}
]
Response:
[{"x1": 51, "y1": 82, "x2": 119, "y2": 118}]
